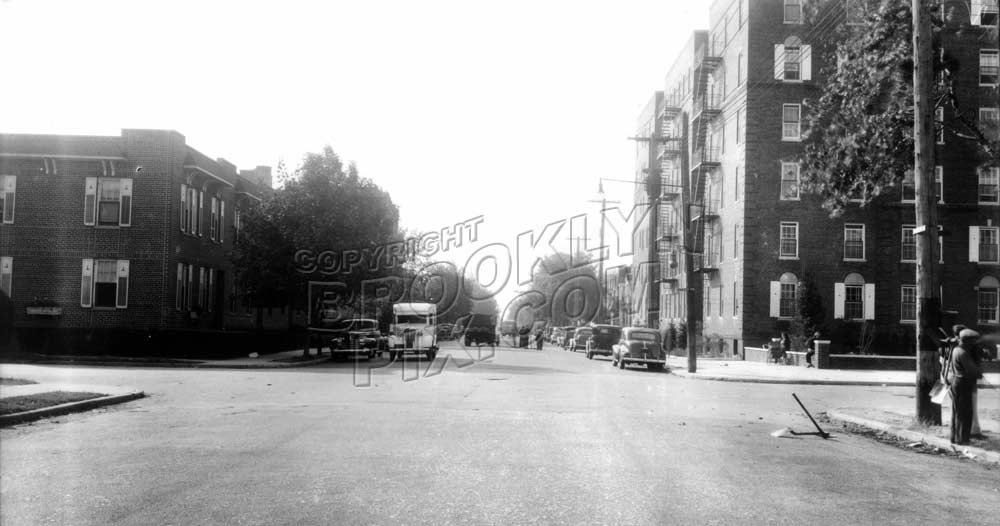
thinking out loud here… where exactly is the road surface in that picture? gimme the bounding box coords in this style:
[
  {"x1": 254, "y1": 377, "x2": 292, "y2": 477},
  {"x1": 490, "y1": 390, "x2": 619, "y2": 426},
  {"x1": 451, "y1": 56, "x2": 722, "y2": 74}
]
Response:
[{"x1": 2, "y1": 342, "x2": 997, "y2": 525}]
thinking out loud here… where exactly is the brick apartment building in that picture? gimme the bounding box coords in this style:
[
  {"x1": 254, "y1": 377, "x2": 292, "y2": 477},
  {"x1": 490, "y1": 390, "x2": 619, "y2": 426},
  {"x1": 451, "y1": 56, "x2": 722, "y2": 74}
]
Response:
[
  {"x1": 0, "y1": 129, "x2": 282, "y2": 354},
  {"x1": 635, "y1": 0, "x2": 999, "y2": 355}
]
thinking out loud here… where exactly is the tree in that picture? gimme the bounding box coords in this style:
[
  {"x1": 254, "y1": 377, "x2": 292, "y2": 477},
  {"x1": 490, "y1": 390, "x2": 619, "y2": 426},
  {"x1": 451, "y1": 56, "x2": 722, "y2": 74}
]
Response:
[
  {"x1": 801, "y1": 0, "x2": 997, "y2": 214},
  {"x1": 506, "y1": 251, "x2": 604, "y2": 327},
  {"x1": 233, "y1": 146, "x2": 402, "y2": 330}
]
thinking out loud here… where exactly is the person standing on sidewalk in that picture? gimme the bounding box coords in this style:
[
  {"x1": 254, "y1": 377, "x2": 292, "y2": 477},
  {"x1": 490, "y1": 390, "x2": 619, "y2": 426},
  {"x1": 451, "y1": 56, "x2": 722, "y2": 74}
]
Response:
[
  {"x1": 805, "y1": 331, "x2": 820, "y2": 368},
  {"x1": 946, "y1": 329, "x2": 983, "y2": 445}
]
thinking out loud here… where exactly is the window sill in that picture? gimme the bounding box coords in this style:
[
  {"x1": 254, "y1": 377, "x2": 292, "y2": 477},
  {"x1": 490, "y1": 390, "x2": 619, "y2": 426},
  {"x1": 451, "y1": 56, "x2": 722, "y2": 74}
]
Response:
[
  {"x1": 843, "y1": 258, "x2": 867, "y2": 263},
  {"x1": 779, "y1": 256, "x2": 799, "y2": 260},
  {"x1": 977, "y1": 202, "x2": 999, "y2": 206},
  {"x1": 900, "y1": 259, "x2": 916, "y2": 264},
  {"x1": 975, "y1": 261, "x2": 1000, "y2": 265},
  {"x1": 91, "y1": 306, "x2": 120, "y2": 311},
  {"x1": 899, "y1": 320, "x2": 917, "y2": 324},
  {"x1": 779, "y1": 197, "x2": 801, "y2": 201},
  {"x1": 781, "y1": 137, "x2": 802, "y2": 142}
]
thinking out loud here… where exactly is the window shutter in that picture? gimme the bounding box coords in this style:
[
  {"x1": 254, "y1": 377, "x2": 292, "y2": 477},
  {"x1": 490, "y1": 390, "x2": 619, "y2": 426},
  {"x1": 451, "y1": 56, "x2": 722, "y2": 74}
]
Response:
[
  {"x1": 198, "y1": 267, "x2": 206, "y2": 309},
  {"x1": 801, "y1": 44, "x2": 812, "y2": 81},
  {"x1": 198, "y1": 191, "x2": 204, "y2": 237},
  {"x1": 180, "y1": 184, "x2": 188, "y2": 232},
  {"x1": 774, "y1": 44, "x2": 785, "y2": 80},
  {"x1": 2, "y1": 176, "x2": 15, "y2": 223},
  {"x1": 769, "y1": 281, "x2": 781, "y2": 317},
  {"x1": 0, "y1": 257, "x2": 12, "y2": 296},
  {"x1": 864, "y1": 283, "x2": 875, "y2": 320},
  {"x1": 834, "y1": 282, "x2": 845, "y2": 319},
  {"x1": 220, "y1": 200, "x2": 225, "y2": 243},
  {"x1": 969, "y1": 227, "x2": 980, "y2": 262},
  {"x1": 81, "y1": 258, "x2": 94, "y2": 307},
  {"x1": 116, "y1": 260, "x2": 129, "y2": 308},
  {"x1": 84, "y1": 177, "x2": 97, "y2": 226},
  {"x1": 176, "y1": 263, "x2": 184, "y2": 310},
  {"x1": 119, "y1": 178, "x2": 132, "y2": 226}
]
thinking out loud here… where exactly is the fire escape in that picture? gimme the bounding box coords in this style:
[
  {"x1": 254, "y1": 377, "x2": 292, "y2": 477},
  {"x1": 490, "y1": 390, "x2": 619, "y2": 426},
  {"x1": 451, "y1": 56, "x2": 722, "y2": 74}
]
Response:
[
  {"x1": 657, "y1": 95, "x2": 684, "y2": 286},
  {"x1": 689, "y1": 35, "x2": 723, "y2": 275}
]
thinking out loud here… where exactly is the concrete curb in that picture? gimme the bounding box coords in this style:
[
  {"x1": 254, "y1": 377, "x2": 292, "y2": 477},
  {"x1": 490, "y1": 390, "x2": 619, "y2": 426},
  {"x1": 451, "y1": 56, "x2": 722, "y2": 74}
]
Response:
[
  {"x1": 0, "y1": 391, "x2": 145, "y2": 427},
  {"x1": 666, "y1": 369, "x2": 913, "y2": 387},
  {"x1": 193, "y1": 356, "x2": 332, "y2": 369},
  {"x1": 665, "y1": 369, "x2": 1000, "y2": 389},
  {"x1": 827, "y1": 410, "x2": 1000, "y2": 465},
  {"x1": 1, "y1": 356, "x2": 333, "y2": 369}
]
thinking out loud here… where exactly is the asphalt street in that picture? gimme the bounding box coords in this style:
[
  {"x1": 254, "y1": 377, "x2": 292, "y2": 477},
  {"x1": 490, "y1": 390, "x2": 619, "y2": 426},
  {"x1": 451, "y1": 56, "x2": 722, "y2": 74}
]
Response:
[{"x1": 2, "y1": 342, "x2": 998, "y2": 525}]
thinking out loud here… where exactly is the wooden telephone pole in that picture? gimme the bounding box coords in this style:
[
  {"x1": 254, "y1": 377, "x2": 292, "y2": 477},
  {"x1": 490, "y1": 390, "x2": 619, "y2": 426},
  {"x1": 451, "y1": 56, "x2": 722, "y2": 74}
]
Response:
[{"x1": 912, "y1": 0, "x2": 942, "y2": 425}]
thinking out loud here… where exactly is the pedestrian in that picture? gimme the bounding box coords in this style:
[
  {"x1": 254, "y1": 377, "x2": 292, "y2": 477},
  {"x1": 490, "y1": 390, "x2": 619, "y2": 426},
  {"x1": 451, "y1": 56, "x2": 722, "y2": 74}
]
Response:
[
  {"x1": 805, "y1": 331, "x2": 820, "y2": 368},
  {"x1": 535, "y1": 329, "x2": 544, "y2": 351},
  {"x1": 945, "y1": 329, "x2": 983, "y2": 445},
  {"x1": 780, "y1": 332, "x2": 791, "y2": 364}
]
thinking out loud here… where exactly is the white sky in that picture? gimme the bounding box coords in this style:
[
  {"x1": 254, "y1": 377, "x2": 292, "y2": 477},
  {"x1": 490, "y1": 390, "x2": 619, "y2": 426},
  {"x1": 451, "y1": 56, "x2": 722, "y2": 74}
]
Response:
[{"x1": 1, "y1": 0, "x2": 709, "y2": 306}]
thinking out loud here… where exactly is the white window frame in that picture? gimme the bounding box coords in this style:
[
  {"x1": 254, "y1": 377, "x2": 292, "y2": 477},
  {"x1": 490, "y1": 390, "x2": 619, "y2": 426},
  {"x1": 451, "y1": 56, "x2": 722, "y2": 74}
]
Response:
[
  {"x1": 936, "y1": 166, "x2": 944, "y2": 204},
  {"x1": 844, "y1": 223, "x2": 866, "y2": 261},
  {"x1": 978, "y1": 277, "x2": 999, "y2": 324},
  {"x1": 900, "y1": 285, "x2": 917, "y2": 323},
  {"x1": 979, "y1": 167, "x2": 999, "y2": 204},
  {"x1": 1, "y1": 175, "x2": 15, "y2": 225},
  {"x1": 779, "y1": 222, "x2": 799, "y2": 260},
  {"x1": 935, "y1": 107, "x2": 945, "y2": 145},
  {"x1": 973, "y1": 1, "x2": 999, "y2": 26},
  {"x1": 901, "y1": 171, "x2": 915, "y2": 202},
  {"x1": 980, "y1": 49, "x2": 999, "y2": 86},
  {"x1": 774, "y1": 41, "x2": 812, "y2": 82},
  {"x1": 780, "y1": 162, "x2": 800, "y2": 200},
  {"x1": 901, "y1": 226, "x2": 917, "y2": 262},
  {"x1": 0, "y1": 257, "x2": 12, "y2": 297},
  {"x1": 782, "y1": 103, "x2": 801, "y2": 141},
  {"x1": 783, "y1": 0, "x2": 802, "y2": 24},
  {"x1": 88, "y1": 259, "x2": 129, "y2": 309},
  {"x1": 971, "y1": 226, "x2": 1000, "y2": 264}
]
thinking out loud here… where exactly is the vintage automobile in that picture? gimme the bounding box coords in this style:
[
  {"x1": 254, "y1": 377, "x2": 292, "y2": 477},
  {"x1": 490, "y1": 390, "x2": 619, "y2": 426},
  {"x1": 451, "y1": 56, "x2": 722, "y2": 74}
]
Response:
[
  {"x1": 568, "y1": 326, "x2": 593, "y2": 352},
  {"x1": 387, "y1": 303, "x2": 438, "y2": 361},
  {"x1": 585, "y1": 324, "x2": 622, "y2": 360},
  {"x1": 457, "y1": 313, "x2": 497, "y2": 346},
  {"x1": 316, "y1": 315, "x2": 383, "y2": 360},
  {"x1": 611, "y1": 327, "x2": 665, "y2": 371},
  {"x1": 437, "y1": 323, "x2": 455, "y2": 341}
]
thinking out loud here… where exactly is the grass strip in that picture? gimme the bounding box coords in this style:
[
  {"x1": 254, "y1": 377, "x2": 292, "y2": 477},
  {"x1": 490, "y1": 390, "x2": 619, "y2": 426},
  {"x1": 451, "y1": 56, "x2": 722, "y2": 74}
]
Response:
[
  {"x1": 0, "y1": 378, "x2": 37, "y2": 386},
  {"x1": 0, "y1": 391, "x2": 106, "y2": 415}
]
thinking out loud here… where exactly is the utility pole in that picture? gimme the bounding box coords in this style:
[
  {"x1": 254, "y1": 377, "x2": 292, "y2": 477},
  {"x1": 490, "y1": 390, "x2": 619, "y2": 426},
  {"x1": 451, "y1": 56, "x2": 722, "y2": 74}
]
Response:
[
  {"x1": 590, "y1": 183, "x2": 620, "y2": 325},
  {"x1": 680, "y1": 115, "x2": 697, "y2": 374},
  {"x1": 912, "y1": 0, "x2": 941, "y2": 425}
]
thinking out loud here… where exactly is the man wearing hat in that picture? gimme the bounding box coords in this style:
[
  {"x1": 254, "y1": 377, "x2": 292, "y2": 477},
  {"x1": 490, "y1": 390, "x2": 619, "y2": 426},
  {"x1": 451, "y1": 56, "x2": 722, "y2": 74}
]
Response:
[{"x1": 945, "y1": 329, "x2": 984, "y2": 445}]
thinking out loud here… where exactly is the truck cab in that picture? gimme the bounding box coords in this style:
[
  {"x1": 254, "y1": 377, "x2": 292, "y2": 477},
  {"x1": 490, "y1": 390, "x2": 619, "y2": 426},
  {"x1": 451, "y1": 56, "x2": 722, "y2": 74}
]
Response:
[{"x1": 388, "y1": 303, "x2": 438, "y2": 361}]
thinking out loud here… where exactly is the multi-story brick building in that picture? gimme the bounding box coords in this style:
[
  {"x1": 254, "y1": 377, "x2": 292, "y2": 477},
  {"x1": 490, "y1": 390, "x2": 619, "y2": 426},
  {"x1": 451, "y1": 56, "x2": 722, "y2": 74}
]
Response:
[
  {"x1": 0, "y1": 129, "x2": 278, "y2": 353},
  {"x1": 636, "y1": 0, "x2": 999, "y2": 355}
]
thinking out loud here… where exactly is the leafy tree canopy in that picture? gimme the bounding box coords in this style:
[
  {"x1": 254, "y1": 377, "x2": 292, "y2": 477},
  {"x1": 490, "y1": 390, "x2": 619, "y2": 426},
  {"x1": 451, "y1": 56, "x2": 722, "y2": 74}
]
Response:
[{"x1": 801, "y1": 0, "x2": 998, "y2": 216}]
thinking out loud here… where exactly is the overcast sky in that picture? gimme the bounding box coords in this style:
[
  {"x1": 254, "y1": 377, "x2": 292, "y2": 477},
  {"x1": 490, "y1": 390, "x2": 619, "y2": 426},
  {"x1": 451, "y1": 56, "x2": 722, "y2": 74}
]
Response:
[{"x1": 1, "y1": 0, "x2": 709, "y2": 304}]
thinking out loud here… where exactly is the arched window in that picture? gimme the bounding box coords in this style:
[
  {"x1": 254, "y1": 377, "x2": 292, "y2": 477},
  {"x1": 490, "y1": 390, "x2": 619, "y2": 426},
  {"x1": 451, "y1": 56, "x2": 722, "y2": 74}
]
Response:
[
  {"x1": 978, "y1": 275, "x2": 999, "y2": 324},
  {"x1": 836, "y1": 273, "x2": 871, "y2": 321}
]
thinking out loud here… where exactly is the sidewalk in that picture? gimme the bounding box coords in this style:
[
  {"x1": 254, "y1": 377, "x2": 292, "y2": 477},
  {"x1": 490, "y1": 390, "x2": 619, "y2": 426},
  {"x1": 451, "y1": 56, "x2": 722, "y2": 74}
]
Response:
[
  {"x1": 664, "y1": 356, "x2": 1000, "y2": 463},
  {"x1": 1, "y1": 349, "x2": 331, "y2": 369},
  {"x1": 663, "y1": 355, "x2": 1000, "y2": 388}
]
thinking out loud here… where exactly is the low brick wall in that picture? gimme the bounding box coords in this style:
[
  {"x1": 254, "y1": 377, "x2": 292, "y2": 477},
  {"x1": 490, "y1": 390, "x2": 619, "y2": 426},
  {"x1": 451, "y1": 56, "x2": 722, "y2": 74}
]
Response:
[{"x1": 744, "y1": 346, "x2": 806, "y2": 366}]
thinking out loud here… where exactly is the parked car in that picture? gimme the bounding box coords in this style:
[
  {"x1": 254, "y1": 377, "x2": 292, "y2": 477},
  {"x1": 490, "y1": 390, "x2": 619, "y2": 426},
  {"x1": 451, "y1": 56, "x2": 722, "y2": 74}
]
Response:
[
  {"x1": 585, "y1": 324, "x2": 622, "y2": 359},
  {"x1": 325, "y1": 318, "x2": 383, "y2": 360},
  {"x1": 458, "y1": 313, "x2": 497, "y2": 346},
  {"x1": 437, "y1": 323, "x2": 454, "y2": 340},
  {"x1": 611, "y1": 327, "x2": 665, "y2": 371},
  {"x1": 568, "y1": 326, "x2": 593, "y2": 352}
]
